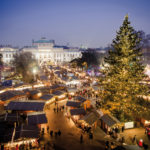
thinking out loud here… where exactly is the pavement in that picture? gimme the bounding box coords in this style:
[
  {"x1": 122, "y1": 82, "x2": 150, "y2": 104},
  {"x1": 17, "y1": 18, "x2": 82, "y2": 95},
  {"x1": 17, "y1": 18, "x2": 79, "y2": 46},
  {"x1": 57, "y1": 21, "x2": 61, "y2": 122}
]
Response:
[
  {"x1": 44, "y1": 102, "x2": 106, "y2": 150},
  {"x1": 42, "y1": 99, "x2": 150, "y2": 150},
  {"x1": 120, "y1": 127, "x2": 150, "y2": 148}
]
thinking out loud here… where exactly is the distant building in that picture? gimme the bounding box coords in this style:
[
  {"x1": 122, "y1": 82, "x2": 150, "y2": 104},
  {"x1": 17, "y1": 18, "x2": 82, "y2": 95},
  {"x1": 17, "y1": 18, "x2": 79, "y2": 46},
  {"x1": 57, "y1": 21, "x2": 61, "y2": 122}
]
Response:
[
  {"x1": 0, "y1": 46, "x2": 18, "y2": 64},
  {"x1": 0, "y1": 38, "x2": 82, "y2": 65},
  {"x1": 22, "y1": 37, "x2": 82, "y2": 65}
]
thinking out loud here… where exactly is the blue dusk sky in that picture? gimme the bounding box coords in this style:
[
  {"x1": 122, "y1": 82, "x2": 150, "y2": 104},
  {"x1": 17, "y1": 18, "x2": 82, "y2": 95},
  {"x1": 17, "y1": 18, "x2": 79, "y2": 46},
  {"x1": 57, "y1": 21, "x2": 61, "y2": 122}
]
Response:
[{"x1": 0, "y1": 0, "x2": 150, "y2": 48}]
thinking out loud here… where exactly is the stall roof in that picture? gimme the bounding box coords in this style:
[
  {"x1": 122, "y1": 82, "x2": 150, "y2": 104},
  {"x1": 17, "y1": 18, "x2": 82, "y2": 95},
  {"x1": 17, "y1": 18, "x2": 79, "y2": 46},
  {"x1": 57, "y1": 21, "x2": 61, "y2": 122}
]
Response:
[
  {"x1": 0, "y1": 90, "x2": 26, "y2": 101},
  {"x1": 66, "y1": 101, "x2": 81, "y2": 108},
  {"x1": 29, "y1": 90, "x2": 41, "y2": 95},
  {"x1": 50, "y1": 84, "x2": 61, "y2": 89},
  {"x1": 40, "y1": 94, "x2": 54, "y2": 100},
  {"x1": 5, "y1": 113, "x2": 20, "y2": 122},
  {"x1": 14, "y1": 125, "x2": 40, "y2": 140},
  {"x1": 70, "y1": 108, "x2": 86, "y2": 116},
  {"x1": 80, "y1": 112, "x2": 99, "y2": 125},
  {"x1": 75, "y1": 96, "x2": 87, "y2": 103},
  {"x1": 27, "y1": 112, "x2": 47, "y2": 125},
  {"x1": 100, "y1": 114, "x2": 120, "y2": 127},
  {"x1": 6, "y1": 101, "x2": 45, "y2": 111},
  {"x1": 52, "y1": 90, "x2": 65, "y2": 96}
]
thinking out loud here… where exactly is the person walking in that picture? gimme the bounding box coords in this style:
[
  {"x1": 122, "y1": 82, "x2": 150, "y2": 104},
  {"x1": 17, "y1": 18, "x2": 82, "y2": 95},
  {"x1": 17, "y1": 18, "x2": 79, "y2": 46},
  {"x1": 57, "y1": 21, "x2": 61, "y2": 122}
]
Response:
[
  {"x1": 47, "y1": 126, "x2": 49, "y2": 133},
  {"x1": 122, "y1": 126, "x2": 125, "y2": 132},
  {"x1": 55, "y1": 132, "x2": 58, "y2": 138},
  {"x1": 58, "y1": 129, "x2": 61, "y2": 136},
  {"x1": 132, "y1": 135, "x2": 136, "y2": 144},
  {"x1": 80, "y1": 134, "x2": 83, "y2": 143},
  {"x1": 50, "y1": 130, "x2": 53, "y2": 137}
]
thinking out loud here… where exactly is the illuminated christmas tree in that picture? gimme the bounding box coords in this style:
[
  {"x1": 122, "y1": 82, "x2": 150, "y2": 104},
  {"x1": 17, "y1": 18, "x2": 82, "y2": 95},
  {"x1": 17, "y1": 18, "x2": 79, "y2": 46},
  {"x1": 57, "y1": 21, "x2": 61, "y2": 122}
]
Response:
[{"x1": 100, "y1": 15, "x2": 148, "y2": 121}]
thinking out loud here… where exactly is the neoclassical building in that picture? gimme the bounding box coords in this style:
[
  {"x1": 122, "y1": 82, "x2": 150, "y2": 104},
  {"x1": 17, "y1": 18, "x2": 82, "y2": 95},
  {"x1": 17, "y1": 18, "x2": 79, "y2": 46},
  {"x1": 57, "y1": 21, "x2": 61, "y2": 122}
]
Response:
[
  {"x1": 22, "y1": 38, "x2": 82, "y2": 65},
  {"x1": 0, "y1": 46, "x2": 18, "y2": 64},
  {"x1": 0, "y1": 38, "x2": 82, "y2": 65}
]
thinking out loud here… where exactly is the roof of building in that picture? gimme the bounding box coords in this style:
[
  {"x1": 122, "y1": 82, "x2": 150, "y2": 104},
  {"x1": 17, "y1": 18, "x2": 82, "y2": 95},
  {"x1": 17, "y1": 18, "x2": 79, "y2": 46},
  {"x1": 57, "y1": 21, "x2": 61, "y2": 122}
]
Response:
[
  {"x1": 33, "y1": 38, "x2": 54, "y2": 44},
  {"x1": 29, "y1": 90, "x2": 41, "y2": 95},
  {"x1": 5, "y1": 113, "x2": 20, "y2": 122},
  {"x1": 6, "y1": 101, "x2": 45, "y2": 111},
  {"x1": 80, "y1": 112, "x2": 99, "y2": 125},
  {"x1": 75, "y1": 96, "x2": 87, "y2": 103},
  {"x1": 0, "y1": 90, "x2": 26, "y2": 101},
  {"x1": 70, "y1": 108, "x2": 86, "y2": 116},
  {"x1": 50, "y1": 84, "x2": 61, "y2": 89},
  {"x1": 66, "y1": 101, "x2": 81, "y2": 108},
  {"x1": 27, "y1": 112, "x2": 47, "y2": 125},
  {"x1": 52, "y1": 90, "x2": 65, "y2": 96},
  {"x1": 40, "y1": 94, "x2": 54, "y2": 100},
  {"x1": 14, "y1": 125, "x2": 40, "y2": 140},
  {"x1": 100, "y1": 114, "x2": 120, "y2": 127}
]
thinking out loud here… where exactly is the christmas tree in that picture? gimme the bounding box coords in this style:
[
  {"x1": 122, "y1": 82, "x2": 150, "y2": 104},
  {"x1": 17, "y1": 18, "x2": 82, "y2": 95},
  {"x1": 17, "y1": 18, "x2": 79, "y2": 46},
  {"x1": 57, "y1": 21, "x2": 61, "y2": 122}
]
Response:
[{"x1": 100, "y1": 15, "x2": 149, "y2": 121}]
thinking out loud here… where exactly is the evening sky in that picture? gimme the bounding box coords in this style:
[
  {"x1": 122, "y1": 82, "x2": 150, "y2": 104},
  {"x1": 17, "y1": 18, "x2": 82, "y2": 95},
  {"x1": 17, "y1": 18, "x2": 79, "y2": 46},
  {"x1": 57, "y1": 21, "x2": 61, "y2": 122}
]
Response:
[{"x1": 0, "y1": 0, "x2": 150, "y2": 48}]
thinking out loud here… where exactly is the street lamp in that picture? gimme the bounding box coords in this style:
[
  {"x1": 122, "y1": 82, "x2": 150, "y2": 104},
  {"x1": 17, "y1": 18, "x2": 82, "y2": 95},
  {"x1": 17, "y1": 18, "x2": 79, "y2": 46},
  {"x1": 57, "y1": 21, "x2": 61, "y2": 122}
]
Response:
[{"x1": 33, "y1": 68, "x2": 37, "y2": 81}]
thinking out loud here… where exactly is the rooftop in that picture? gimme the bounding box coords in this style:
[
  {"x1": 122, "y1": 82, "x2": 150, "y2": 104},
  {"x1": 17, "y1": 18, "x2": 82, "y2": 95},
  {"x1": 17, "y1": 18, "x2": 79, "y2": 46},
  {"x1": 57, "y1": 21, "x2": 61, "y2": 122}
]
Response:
[{"x1": 33, "y1": 38, "x2": 55, "y2": 44}]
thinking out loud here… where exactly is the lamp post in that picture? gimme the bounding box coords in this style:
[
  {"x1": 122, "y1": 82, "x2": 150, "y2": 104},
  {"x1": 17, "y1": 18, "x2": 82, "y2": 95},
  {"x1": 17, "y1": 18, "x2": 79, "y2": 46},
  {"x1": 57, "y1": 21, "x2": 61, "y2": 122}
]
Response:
[{"x1": 33, "y1": 68, "x2": 37, "y2": 81}]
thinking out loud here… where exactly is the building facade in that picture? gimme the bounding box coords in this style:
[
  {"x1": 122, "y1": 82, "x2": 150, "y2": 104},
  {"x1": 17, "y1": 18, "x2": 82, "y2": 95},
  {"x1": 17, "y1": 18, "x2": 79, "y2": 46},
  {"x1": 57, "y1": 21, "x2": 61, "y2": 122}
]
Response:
[
  {"x1": 0, "y1": 38, "x2": 82, "y2": 65},
  {"x1": 0, "y1": 46, "x2": 18, "y2": 64},
  {"x1": 22, "y1": 38, "x2": 82, "y2": 65}
]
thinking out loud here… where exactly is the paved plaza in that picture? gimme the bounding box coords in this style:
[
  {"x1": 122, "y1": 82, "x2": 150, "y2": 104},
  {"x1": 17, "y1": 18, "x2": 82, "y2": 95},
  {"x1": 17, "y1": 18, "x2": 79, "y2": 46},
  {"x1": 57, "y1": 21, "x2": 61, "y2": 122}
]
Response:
[{"x1": 41, "y1": 101, "x2": 150, "y2": 150}]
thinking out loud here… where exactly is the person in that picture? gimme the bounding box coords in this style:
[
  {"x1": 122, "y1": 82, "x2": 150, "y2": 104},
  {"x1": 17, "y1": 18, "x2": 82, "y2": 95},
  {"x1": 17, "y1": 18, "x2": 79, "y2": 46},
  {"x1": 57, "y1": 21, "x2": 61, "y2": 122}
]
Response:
[
  {"x1": 58, "y1": 129, "x2": 61, "y2": 136},
  {"x1": 55, "y1": 132, "x2": 58, "y2": 138},
  {"x1": 143, "y1": 143, "x2": 149, "y2": 150},
  {"x1": 122, "y1": 126, "x2": 125, "y2": 132},
  {"x1": 16, "y1": 144, "x2": 19, "y2": 150},
  {"x1": 47, "y1": 126, "x2": 49, "y2": 133},
  {"x1": 105, "y1": 145, "x2": 109, "y2": 150},
  {"x1": 80, "y1": 134, "x2": 83, "y2": 143},
  {"x1": 89, "y1": 132, "x2": 93, "y2": 139},
  {"x1": 110, "y1": 142, "x2": 114, "y2": 150},
  {"x1": 122, "y1": 136, "x2": 125, "y2": 143},
  {"x1": 139, "y1": 139, "x2": 143, "y2": 147},
  {"x1": 50, "y1": 130, "x2": 53, "y2": 136},
  {"x1": 132, "y1": 135, "x2": 136, "y2": 143},
  {"x1": 105, "y1": 141, "x2": 109, "y2": 146}
]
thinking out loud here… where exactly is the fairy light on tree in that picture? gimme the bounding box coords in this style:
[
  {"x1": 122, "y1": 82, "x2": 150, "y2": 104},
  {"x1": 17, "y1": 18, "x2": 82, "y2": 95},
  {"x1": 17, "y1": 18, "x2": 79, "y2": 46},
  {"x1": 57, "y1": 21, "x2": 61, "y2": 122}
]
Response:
[{"x1": 100, "y1": 15, "x2": 149, "y2": 121}]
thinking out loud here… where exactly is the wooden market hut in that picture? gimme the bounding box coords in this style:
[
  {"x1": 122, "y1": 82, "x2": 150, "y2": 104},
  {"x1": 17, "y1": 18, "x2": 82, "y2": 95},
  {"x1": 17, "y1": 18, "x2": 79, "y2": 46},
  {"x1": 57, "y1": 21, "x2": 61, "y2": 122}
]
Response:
[
  {"x1": 66, "y1": 101, "x2": 81, "y2": 109},
  {"x1": 70, "y1": 108, "x2": 86, "y2": 121},
  {"x1": 100, "y1": 114, "x2": 120, "y2": 134},
  {"x1": 74, "y1": 96, "x2": 91, "y2": 110},
  {"x1": 49, "y1": 84, "x2": 66, "y2": 94},
  {"x1": 27, "y1": 112, "x2": 48, "y2": 133},
  {"x1": 0, "y1": 90, "x2": 27, "y2": 105},
  {"x1": 79, "y1": 111, "x2": 100, "y2": 129},
  {"x1": 6, "y1": 100, "x2": 46, "y2": 113},
  {"x1": 52, "y1": 90, "x2": 66, "y2": 101},
  {"x1": 28, "y1": 90, "x2": 42, "y2": 100},
  {"x1": 40, "y1": 94, "x2": 55, "y2": 105}
]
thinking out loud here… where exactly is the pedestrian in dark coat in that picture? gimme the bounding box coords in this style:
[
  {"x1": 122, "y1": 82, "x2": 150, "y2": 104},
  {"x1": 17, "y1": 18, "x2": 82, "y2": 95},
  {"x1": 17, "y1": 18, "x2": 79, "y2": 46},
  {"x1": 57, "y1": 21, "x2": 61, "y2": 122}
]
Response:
[
  {"x1": 132, "y1": 135, "x2": 136, "y2": 143},
  {"x1": 50, "y1": 130, "x2": 53, "y2": 136},
  {"x1": 58, "y1": 130, "x2": 61, "y2": 136},
  {"x1": 122, "y1": 126, "x2": 125, "y2": 132},
  {"x1": 80, "y1": 134, "x2": 83, "y2": 143}
]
